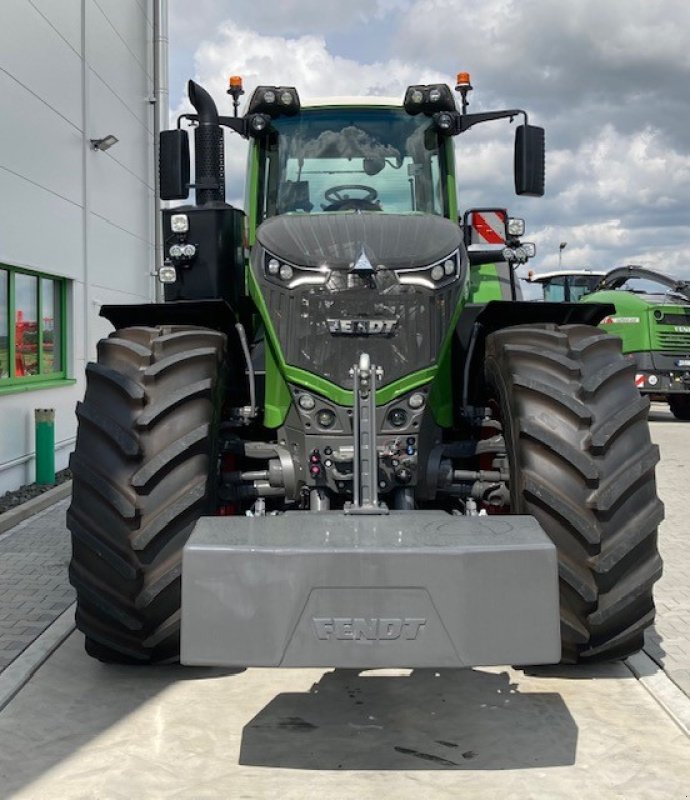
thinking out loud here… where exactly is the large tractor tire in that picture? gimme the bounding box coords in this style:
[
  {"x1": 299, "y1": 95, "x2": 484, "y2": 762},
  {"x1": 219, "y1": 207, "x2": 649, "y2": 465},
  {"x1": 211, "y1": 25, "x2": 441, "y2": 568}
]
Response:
[
  {"x1": 67, "y1": 326, "x2": 226, "y2": 663},
  {"x1": 668, "y1": 394, "x2": 690, "y2": 420},
  {"x1": 484, "y1": 324, "x2": 663, "y2": 664}
]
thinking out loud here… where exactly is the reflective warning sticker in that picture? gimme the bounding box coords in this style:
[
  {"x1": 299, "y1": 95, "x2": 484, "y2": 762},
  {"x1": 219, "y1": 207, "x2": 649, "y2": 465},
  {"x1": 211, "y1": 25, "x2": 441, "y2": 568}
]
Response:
[{"x1": 472, "y1": 211, "x2": 506, "y2": 245}]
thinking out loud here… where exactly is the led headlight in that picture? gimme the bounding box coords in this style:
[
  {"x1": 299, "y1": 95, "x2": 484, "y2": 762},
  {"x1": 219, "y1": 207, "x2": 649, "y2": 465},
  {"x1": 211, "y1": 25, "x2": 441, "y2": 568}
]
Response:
[
  {"x1": 264, "y1": 252, "x2": 331, "y2": 289},
  {"x1": 182, "y1": 244, "x2": 196, "y2": 258},
  {"x1": 433, "y1": 111, "x2": 456, "y2": 135},
  {"x1": 248, "y1": 113, "x2": 270, "y2": 135},
  {"x1": 170, "y1": 213, "x2": 189, "y2": 233},
  {"x1": 316, "y1": 409, "x2": 336, "y2": 429},
  {"x1": 395, "y1": 249, "x2": 461, "y2": 289},
  {"x1": 408, "y1": 392, "x2": 425, "y2": 409},
  {"x1": 158, "y1": 266, "x2": 177, "y2": 283},
  {"x1": 248, "y1": 86, "x2": 301, "y2": 117},
  {"x1": 404, "y1": 84, "x2": 456, "y2": 115},
  {"x1": 507, "y1": 217, "x2": 525, "y2": 237},
  {"x1": 388, "y1": 408, "x2": 408, "y2": 428},
  {"x1": 169, "y1": 244, "x2": 183, "y2": 258},
  {"x1": 298, "y1": 393, "x2": 316, "y2": 410},
  {"x1": 522, "y1": 242, "x2": 537, "y2": 258}
]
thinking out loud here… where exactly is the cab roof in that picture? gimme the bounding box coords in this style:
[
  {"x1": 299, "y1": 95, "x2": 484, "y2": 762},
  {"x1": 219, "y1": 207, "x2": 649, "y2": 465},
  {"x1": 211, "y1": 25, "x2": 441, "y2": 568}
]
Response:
[
  {"x1": 301, "y1": 96, "x2": 403, "y2": 109},
  {"x1": 529, "y1": 270, "x2": 605, "y2": 283}
]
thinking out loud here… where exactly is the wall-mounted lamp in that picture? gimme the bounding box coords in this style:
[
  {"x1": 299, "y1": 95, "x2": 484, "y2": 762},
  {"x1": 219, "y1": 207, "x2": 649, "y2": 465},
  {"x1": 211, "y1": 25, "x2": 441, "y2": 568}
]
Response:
[{"x1": 90, "y1": 135, "x2": 119, "y2": 151}]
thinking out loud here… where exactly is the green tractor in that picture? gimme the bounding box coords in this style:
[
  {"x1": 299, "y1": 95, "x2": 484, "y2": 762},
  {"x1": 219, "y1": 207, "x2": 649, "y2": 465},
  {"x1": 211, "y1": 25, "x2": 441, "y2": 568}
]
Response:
[
  {"x1": 532, "y1": 266, "x2": 690, "y2": 419},
  {"x1": 67, "y1": 75, "x2": 662, "y2": 669},
  {"x1": 581, "y1": 266, "x2": 690, "y2": 420}
]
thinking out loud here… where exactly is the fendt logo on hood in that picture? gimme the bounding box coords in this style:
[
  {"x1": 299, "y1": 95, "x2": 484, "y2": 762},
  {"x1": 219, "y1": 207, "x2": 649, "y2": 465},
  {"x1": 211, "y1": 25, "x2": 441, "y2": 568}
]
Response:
[
  {"x1": 313, "y1": 617, "x2": 427, "y2": 641},
  {"x1": 327, "y1": 318, "x2": 397, "y2": 336}
]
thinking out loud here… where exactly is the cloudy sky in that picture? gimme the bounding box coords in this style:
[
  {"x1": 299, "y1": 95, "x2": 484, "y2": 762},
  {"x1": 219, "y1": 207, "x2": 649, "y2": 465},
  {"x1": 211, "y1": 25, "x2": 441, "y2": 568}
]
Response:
[{"x1": 169, "y1": 0, "x2": 690, "y2": 277}]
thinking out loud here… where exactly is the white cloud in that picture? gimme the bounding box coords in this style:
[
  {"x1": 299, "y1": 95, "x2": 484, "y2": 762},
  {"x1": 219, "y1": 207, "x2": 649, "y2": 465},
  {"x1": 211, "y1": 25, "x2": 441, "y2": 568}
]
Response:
[{"x1": 170, "y1": 0, "x2": 403, "y2": 39}]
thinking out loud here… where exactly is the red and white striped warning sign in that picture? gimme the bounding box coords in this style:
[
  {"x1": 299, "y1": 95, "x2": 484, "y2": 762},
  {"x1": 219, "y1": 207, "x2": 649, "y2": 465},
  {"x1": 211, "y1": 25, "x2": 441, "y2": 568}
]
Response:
[
  {"x1": 471, "y1": 211, "x2": 506, "y2": 245},
  {"x1": 634, "y1": 374, "x2": 645, "y2": 388}
]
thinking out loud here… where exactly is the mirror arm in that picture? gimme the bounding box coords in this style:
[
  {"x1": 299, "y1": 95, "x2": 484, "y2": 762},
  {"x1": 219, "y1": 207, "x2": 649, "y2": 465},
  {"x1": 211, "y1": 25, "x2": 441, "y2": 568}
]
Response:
[
  {"x1": 176, "y1": 113, "x2": 249, "y2": 138},
  {"x1": 456, "y1": 108, "x2": 527, "y2": 133}
]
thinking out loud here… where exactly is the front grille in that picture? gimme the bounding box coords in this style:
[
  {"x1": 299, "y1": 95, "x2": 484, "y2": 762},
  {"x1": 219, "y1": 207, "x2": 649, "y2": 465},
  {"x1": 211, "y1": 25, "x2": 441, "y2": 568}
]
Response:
[
  {"x1": 265, "y1": 281, "x2": 459, "y2": 389},
  {"x1": 655, "y1": 330, "x2": 690, "y2": 353}
]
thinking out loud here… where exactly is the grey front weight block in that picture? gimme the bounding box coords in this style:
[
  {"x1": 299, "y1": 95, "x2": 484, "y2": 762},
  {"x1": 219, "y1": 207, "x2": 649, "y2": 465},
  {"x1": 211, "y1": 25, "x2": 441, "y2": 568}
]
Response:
[{"x1": 181, "y1": 511, "x2": 560, "y2": 668}]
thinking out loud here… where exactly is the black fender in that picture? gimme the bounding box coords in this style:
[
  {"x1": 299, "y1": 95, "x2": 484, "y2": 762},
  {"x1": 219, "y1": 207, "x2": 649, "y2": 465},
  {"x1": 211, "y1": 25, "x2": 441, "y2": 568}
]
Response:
[
  {"x1": 453, "y1": 300, "x2": 615, "y2": 413},
  {"x1": 99, "y1": 299, "x2": 238, "y2": 334}
]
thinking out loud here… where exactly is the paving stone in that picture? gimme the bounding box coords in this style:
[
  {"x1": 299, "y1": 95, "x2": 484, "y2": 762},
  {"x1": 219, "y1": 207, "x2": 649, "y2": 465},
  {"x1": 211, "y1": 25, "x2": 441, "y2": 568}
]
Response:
[
  {"x1": 0, "y1": 499, "x2": 74, "y2": 674},
  {"x1": 643, "y1": 408, "x2": 690, "y2": 698}
]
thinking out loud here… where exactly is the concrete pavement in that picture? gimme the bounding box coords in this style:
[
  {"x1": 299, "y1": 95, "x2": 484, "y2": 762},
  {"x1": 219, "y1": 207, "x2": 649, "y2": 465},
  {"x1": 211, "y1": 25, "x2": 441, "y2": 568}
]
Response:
[
  {"x1": 2, "y1": 633, "x2": 690, "y2": 799},
  {"x1": 645, "y1": 404, "x2": 690, "y2": 696}
]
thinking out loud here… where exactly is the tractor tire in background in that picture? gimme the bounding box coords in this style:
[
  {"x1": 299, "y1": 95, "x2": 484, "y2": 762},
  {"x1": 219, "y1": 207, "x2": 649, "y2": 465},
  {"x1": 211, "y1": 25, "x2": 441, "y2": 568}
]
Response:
[
  {"x1": 485, "y1": 324, "x2": 663, "y2": 664},
  {"x1": 67, "y1": 326, "x2": 226, "y2": 664},
  {"x1": 668, "y1": 395, "x2": 690, "y2": 421}
]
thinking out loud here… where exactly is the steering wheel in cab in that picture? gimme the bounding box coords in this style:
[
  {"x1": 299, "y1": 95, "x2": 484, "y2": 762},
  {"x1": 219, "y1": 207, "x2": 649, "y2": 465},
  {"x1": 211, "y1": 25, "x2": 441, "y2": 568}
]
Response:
[{"x1": 322, "y1": 184, "x2": 381, "y2": 211}]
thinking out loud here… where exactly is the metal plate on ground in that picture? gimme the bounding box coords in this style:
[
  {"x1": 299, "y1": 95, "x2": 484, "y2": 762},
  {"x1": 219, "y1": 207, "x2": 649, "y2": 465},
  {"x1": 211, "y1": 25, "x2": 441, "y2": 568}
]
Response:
[{"x1": 180, "y1": 512, "x2": 560, "y2": 668}]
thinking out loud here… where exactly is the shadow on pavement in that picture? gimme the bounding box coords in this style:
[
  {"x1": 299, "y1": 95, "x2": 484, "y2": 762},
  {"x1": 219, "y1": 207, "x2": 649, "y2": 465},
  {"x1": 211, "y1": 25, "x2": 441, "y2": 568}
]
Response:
[
  {"x1": 522, "y1": 661, "x2": 636, "y2": 680},
  {"x1": 240, "y1": 667, "x2": 578, "y2": 770},
  {"x1": 648, "y1": 404, "x2": 678, "y2": 423},
  {"x1": 644, "y1": 623, "x2": 667, "y2": 667}
]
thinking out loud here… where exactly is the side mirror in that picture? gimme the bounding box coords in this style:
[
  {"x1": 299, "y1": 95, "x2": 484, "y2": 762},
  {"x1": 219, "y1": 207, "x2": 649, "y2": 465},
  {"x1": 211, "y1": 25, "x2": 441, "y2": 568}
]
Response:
[
  {"x1": 160, "y1": 129, "x2": 190, "y2": 200},
  {"x1": 514, "y1": 124, "x2": 545, "y2": 197}
]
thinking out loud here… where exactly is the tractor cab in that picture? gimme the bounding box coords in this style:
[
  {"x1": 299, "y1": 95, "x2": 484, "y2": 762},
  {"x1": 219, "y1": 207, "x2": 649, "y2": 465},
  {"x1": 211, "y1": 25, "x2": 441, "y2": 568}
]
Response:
[{"x1": 528, "y1": 270, "x2": 605, "y2": 302}]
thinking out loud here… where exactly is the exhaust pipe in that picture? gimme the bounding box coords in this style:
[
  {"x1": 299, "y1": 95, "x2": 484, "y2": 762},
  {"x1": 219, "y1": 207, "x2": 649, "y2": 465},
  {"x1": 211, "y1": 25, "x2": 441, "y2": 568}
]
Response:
[{"x1": 188, "y1": 79, "x2": 225, "y2": 205}]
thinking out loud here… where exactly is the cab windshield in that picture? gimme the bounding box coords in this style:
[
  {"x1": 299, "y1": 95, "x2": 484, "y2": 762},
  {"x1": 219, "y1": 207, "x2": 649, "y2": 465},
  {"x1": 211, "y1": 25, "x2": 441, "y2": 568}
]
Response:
[
  {"x1": 258, "y1": 108, "x2": 447, "y2": 221},
  {"x1": 543, "y1": 275, "x2": 601, "y2": 302}
]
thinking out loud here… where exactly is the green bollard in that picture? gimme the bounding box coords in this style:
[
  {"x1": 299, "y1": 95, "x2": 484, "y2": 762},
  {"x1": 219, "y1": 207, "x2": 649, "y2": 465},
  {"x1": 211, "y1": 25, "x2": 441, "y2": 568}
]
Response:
[{"x1": 35, "y1": 408, "x2": 56, "y2": 486}]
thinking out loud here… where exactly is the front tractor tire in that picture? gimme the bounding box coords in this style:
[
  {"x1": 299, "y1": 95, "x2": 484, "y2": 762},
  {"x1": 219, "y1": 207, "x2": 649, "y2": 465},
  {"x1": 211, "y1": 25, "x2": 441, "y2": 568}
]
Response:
[
  {"x1": 67, "y1": 326, "x2": 226, "y2": 664},
  {"x1": 485, "y1": 324, "x2": 663, "y2": 664}
]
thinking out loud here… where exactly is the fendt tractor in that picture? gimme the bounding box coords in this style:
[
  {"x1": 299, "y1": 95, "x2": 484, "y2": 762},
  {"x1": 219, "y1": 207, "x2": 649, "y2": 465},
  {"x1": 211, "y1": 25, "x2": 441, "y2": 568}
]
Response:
[
  {"x1": 581, "y1": 267, "x2": 690, "y2": 420},
  {"x1": 532, "y1": 267, "x2": 690, "y2": 420},
  {"x1": 67, "y1": 74, "x2": 663, "y2": 669}
]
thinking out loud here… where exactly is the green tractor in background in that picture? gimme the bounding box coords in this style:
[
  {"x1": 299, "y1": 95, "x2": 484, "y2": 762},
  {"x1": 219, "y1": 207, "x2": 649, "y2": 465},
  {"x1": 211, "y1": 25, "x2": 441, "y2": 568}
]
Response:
[
  {"x1": 582, "y1": 267, "x2": 690, "y2": 420},
  {"x1": 66, "y1": 74, "x2": 662, "y2": 669},
  {"x1": 532, "y1": 266, "x2": 690, "y2": 419}
]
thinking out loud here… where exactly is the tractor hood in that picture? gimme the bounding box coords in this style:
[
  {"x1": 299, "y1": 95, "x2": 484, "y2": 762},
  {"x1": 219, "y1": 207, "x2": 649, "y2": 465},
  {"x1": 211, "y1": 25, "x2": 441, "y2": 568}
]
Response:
[
  {"x1": 251, "y1": 212, "x2": 466, "y2": 392},
  {"x1": 587, "y1": 290, "x2": 690, "y2": 309},
  {"x1": 256, "y1": 212, "x2": 462, "y2": 270},
  {"x1": 583, "y1": 289, "x2": 690, "y2": 359}
]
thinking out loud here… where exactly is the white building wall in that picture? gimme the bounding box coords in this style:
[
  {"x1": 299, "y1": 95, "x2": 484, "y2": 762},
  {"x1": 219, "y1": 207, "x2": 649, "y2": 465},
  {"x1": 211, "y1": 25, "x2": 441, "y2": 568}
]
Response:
[{"x1": 0, "y1": 0, "x2": 157, "y2": 493}]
